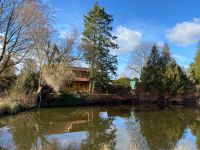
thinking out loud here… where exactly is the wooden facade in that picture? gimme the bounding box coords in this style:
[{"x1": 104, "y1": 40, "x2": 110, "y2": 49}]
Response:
[{"x1": 63, "y1": 67, "x2": 90, "y2": 92}]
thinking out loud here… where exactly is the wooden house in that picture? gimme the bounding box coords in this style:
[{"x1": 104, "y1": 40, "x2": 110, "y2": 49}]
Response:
[{"x1": 63, "y1": 67, "x2": 90, "y2": 92}]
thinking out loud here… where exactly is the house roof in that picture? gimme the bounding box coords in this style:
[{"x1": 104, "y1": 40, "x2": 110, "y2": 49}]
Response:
[
  {"x1": 71, "y1": 67, "x2": 90, "y2": 72},
  {"x1": 74, "y1": 77, "x2": 89, "y2": 82}
]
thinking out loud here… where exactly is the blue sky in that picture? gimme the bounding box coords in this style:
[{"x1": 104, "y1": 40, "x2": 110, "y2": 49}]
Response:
[{"x1": 49, "y1": 0, "x2": 200, "y2": 77}]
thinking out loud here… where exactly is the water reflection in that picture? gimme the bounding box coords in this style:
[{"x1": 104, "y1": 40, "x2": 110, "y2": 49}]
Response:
[
  {"x1": 0, "y1": 105, "x2": 200, "y2": 150},
  {"x1": 135, "y1": 109, "x2": 186, "y2": 149}
]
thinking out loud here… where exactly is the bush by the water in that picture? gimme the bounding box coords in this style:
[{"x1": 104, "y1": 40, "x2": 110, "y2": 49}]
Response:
[{"x1": 9, "y1": 60, "x2": 38, "y2": 108}]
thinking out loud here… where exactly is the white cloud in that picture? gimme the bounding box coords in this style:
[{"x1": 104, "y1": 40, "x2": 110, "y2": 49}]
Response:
[
  {"x1": 112, "y1": 26, "x2": 142, "y2": 55},
  {"x1": 166, "y1": 18, "x2": 200, "y2": 46}
]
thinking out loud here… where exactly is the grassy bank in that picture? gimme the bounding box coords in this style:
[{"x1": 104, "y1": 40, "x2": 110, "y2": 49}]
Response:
[{"x1": 0, "y1": 100, "x2": 21, "y2": 117}]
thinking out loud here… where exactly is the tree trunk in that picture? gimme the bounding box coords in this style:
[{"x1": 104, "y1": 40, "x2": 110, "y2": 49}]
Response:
[
  {"x1": 89, "y1": 80, "x2": 95, "y2": 100},
  {"x1": 37, "y1": 66, "x2": 43, "y2": 108},
  {"x1": 89, "y1": 81, "x2": 92, "y2": 100},
  {"x1": 92, "y1": 80, "x2": 95, "y2": 95},
  {"x1": 89, "y1": 60, "x2": 95, "y2": 100}
]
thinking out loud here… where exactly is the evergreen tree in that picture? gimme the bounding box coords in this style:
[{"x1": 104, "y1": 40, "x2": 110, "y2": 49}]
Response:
[
  {"x1": 82, "y1": 2, "x2": 118, "y2": 93},
  {"x1": 113, "y1": 77, "x2": 131, "y2": 88},
  {"x1": 187, "y1": 63, "x2": 195, "y2": 81},
  {"x1": 140, "y1": 44, "x2": 187, "y2": 96},
  {"x1": 160, "y1": 44, "x2": 174, "y2": 93},
  {"x1": 193, "y1": 45, "x2": 200, "y2": 83},
  {"x1": 161, "y1": 44, "x2": 172, "y2": 67},
  {"x1": 141, "y1": 45, "x2": 162, "y2": 93},
  {"x1": 165, "y1": 61, "x2": 187, "y2": 95}
]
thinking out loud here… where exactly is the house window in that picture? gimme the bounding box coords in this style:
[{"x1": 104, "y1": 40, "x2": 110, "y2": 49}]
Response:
[{"x1": 80, "y1": 83, "x2": 84, "y2": 87}]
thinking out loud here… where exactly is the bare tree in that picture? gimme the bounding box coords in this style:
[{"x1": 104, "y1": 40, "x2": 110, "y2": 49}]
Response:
[
  {"x1": 127, "y1": 42, "x2": 154, "y2": 77},
  {"x1": 0, "y1": 0, "x2": 81, "y2": 108},
  {"x1": 40, "y1": 32, "x2": 80, "y2": 93},
  {"x1": 31, "y1": 28, "x2": 80, "y2": 94},
  {"x1": 42, "y1": 62, "x2": 74, "y2": 93},
  {"x1": 0, "y1": 0, "x2": 42, "y2": 74},
  {"x1": 39, "y1": 30, "x2": 80, "y2": 66}
]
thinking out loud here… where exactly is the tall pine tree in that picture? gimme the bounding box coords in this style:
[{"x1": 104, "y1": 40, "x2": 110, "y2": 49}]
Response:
[
  {"x1": 141, "y1": 45, "x2": 162, "y2": 93},
  {"x1": 193, "y1": 44, "x2": 200, "y2": 83},
  {"x1": 161, "y1": 44, "x2": 172, "y2": 66},
  {"x1": 82, "y1": 2, "x2": 118, "y2": 93}
]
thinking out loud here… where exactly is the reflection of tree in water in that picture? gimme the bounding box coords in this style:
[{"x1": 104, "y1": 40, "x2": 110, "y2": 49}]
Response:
[
  {"x1": 127, "y1": 111, "x2": 149, "y2": 150},
  {"x1": 135, "y1": 108, "x2": 186, "y2": 150},
  {"x1": 190, "y1": 123, "x2": 200, "y2": 149},
  {"x1": 1, "y1": 109, "x2": 83, "y2": 150},
  {"x1": 0, "y1": 107, "x2": 117, "y2": 150},
  {"x1": 81, "y1": 109, "x2": 117, "y2": 150},
  {"x1": 1, "y1": 108, "x2": 87, "y2": 150},
  {"x1": 183, "y1": 108, "x2": 200, "y2": 150},
  {"x1": 3, "y1": 106, "x2": 200, "y2": 150},
  {"x1": 7, "y1": 111, "x2": 51, "y2": 150}
]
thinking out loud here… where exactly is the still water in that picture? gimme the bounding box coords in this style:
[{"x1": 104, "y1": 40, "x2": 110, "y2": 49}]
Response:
[{"x1": 0, "y1": 105, "x2": 200, "y2": 150}]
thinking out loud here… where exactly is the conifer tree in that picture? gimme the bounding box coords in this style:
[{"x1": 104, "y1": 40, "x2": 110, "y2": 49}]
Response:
[
  {"x1": 160, "y1": 44, "x2": 174, "y2": 93},
  {"x1": 193, "y1": 45, "x2": 200, "y2": 83},
  {"x1": 165, "y1": 61, "x2": 187, "y2": 95},
  {"x1": 140, "y1": 44, "x2": 187, "y2": 96},
  {"x1": 141, "y1": 45, "x2": 162, "y2": 93},
  {"x1": 161, "y1": 44, "x2": 172, "y2": 67},
  {"x1": 82, "y1": 2, "x2": 118, "y2": 93}
]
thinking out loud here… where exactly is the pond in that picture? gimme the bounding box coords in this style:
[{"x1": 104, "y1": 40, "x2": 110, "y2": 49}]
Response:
[{"x1": 0, "y1": 105, "x2": 200, "y2": 150}]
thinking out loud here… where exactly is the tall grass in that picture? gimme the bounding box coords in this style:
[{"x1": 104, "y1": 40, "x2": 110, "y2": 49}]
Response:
[{"x1": 0, "y1": 100, "x2": 20, "y2": 117}]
